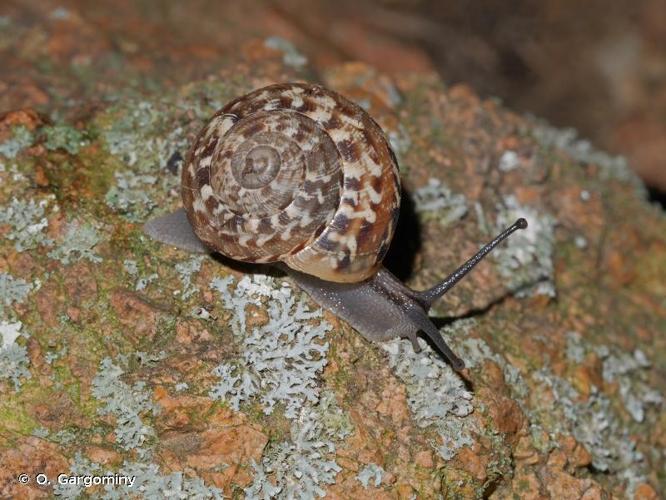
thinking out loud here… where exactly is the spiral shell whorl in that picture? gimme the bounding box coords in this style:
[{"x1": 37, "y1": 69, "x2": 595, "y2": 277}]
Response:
[{"x1": 183, "y1": 83, "x2": 401, "y2": 283}]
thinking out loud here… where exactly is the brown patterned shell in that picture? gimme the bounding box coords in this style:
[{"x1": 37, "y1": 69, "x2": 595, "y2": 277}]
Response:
[{"x1": 182, "y1": 83, "x2": 401, "y2": 283}]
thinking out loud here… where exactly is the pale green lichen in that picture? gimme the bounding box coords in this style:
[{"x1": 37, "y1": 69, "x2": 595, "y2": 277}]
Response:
[
  {"x1": 313, "y1": 390, "x2": 354, "y2": 442},
  {"x1": 209, "y1": 275, "x2": 331, "y2": 419},
  {"x1": 533, "y1": 367, "x2": 651, "y2": 495},
  {"x1": 101, "y1": 100, "x2": 190, "y2": 174},
  {"x1": 91, "y1": 358, "x2": 159, "y2": 452},
  {"x1": 0, "y1": 320, "x2": 31, "y2": 389},
  {"x1": 493, "y1": 195, "x2": 556, "y2": 297},
  {"x1": 498, "y1": 150, "x2": 520, "y2": 172},
  {"x1": 209, "y1": 274, "x2": 349, "y2": 497},
  {"x1": 0, "y1": 272, "x2": 33, "y2": 315},
  {"x1": 43, "y1": 124, "x2": 87, "y2": 154},
  {"x1": 600, "y1": 348, "x2": 662, "y2": 424},
  {"x1": 357, "y1": 463, "x2": 384, "y2": 488},
  {"x1": 244, "y1": 408, "x2": 341, "y2": 500},
  {"x1": 264, "y1": 37, "x2": 307, "y2": 68},
  {"x1": 122, "y1": 259, "x2": 138, "y2": 276},
  {"x1": 48, "y1": 222, "x2": 102, "y2": 265},
  {"x1": 382, "y1": 332, "x2": 475, "y2": 461},
  {"x1": 175, "y1": 255, "x2": 204, "y2": 300},
  {"x1": 105, "y1": 171, "x2": 158, "y2": 221},
  {"x1": 123, "y1": 257, "x2": 159, "y2": 292},
  {"x1": 0, "y1": 197, "x2": 54, "y2": 251},
  {"x1": 53, "y1": 453, "x2": 223, "y2": 499},
  {"x1": 531, "y1": 120, "x2": 645, "y2": 194},
  {"x1": 412, "y1": 178, "x2": 468, "y2": 227},
  {"x1": 0, "y1": 125, "x2": 33, "y2": 158},
  {"x1": 565, "y1": 331, "x2": 586, "y2": 364},
  {"x1": 387, "y1": 124, "x2": 411, "y2": 164}
]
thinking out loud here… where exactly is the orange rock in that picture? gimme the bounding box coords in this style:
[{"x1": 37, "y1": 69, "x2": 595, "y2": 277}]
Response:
[
  {"x1": 542, "y1": 457, "x2": 603, "y2": 499},
  {"x1": 455, "y1": 447, "x2": 488, "y2": 482},
  {"x1": 175, "y1": 320, "x2": 214, "y2": 345},
  {"x1": 514, "y1": 435, "x2": 540, "y2": 465},
  {"x1": 0, "y1": 437, "x2": 68, "y2": 498},
  {"x1": 85, "y1": 446, "x2": 121, "y2": 465},
  {"x1": 414, "y1": 450, "x2": 433, "y2": 468},
  {"x1": 481, "y1": 360, "x2": 506, "y2": 391},
  {"x1": 633, "y1": 482, "x2": 659, "y2": 500},
  {"x1": 559, "y1": 435, "x2": 592, "y2": 469},
  {"x1": 510, "y1": 468, "x2": 543, "y2": 499},
  {"x1": 0, "y1": 109, "x2": 42, "y2": 136},
  {"x1": 63, "y1": 262, "x2": 98, "y2": 305},
  {"x1": 156, "y1": 407, "x2": 268, "y2": 494},
  {"x1": 109, "y1": 289, "x2": 165, "y2": 344},
  {"x1": 481, "y1": 388, "x2": 525, "y2": 435}
]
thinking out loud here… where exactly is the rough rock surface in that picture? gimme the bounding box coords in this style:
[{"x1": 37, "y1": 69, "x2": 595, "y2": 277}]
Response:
[{"x1": 0, "y1": 2, "x2": 664, "y2": 499}]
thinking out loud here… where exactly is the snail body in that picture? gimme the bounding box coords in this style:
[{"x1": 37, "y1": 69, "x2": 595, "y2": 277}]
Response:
[{"x1": 145, "y1": 83, "x2": 527, "y2": 370}]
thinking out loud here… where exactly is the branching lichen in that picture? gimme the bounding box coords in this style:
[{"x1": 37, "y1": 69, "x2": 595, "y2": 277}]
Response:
[
  {"x1": 48, "y1": 222, "x2": 102, "y2": 265},
  {"x1": 43, "y1": 124, "x2": 88, "y2": 155},
  {"x1": 105, "y1": 171, "x2": 158, "y2": 221},
  {"x1": 91, "y1": 358, "x2": 159, "y2": 452},
  {"x1": 357, "y1": 463, "x2": 384, "y2": 488},
  {"x1": 175, "y1": 256, "x2": 204, "y2": 300},
  {"x1": 0, "y1": 320, "x2": 30, "y2": 389},
  {"x1": 412, "y1": 178, "x2": 468, "y2": 227},
  {"x1": 209, "y1": 275, "x2": 332, "y2": 418},
  {"x1": 0, "y1": 197, "x2": 54, "y2": 251},
  {"x1": 600, "y1": 348, "x2": 662, "y2": 423},
  {"x1": 244, "y1": 408, "x2": 341, "y2": 499},
  {"x1": 531, "y1": 120, "x2": 643, "y2": 190},
  {"x1": 0, "y1": 272, "x2": 33, "y2": 315},
  {"x1": 53, "y1": 453, "x2": 223, "y2": 499},
  {"x1": 493, "y1": 195, "x2": 556, "y2": 297},
  {"x1": 264, "y1": 37, "x2": 307, "y2": 68},
  {"x1": 382, "y1": 334, "x2": 475, "y2": 460},
  {"x1": 533, "y1": 367, "x2": 651, "y2": 496},
  {"x1": 0, "y1": 125, "x2": 33, "y2": 158},
  {"x1": 209, "y1": 275, "x2": 348, "y2": 496}
]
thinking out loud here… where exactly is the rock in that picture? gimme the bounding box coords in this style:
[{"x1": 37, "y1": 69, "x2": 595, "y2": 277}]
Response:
[{"x1": 0, "y1": 3, "x2": 664, "y2": 498}]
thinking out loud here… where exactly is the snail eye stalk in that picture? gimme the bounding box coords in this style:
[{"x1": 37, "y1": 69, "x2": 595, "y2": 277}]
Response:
[{"x1": 415, "y1": 218, "x2": 528, "y2": 309}]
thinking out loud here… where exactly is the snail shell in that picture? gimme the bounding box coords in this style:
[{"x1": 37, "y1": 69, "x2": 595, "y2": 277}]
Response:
[{"x1": 181, "y1": 83, "x2": 401, "y2": 283}]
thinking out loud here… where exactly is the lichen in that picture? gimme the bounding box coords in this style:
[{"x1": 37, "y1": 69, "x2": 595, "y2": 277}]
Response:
[
  {"x1": 53, "y1": 453, "x2": 224, "y2": 499},
  {"x1": 565, "y1": 331, "x2": 586, "y2": 364},
  {"x1": 498, "y1": 150, "x2": 520, "y2": 172},
  {"x1": 48, "y1": 222, "x2": 102, "y2": 265},
  {"x1": 531, "y1": 120, "x2": 645, "y2": 193},
  {"x1": 382, "y1": 334, "x2": 475, "y2": 460},
  {"x1": 175, "y1": 255, "x2": 204, "y2": 300},
  {"x1": 357, "y1": 463, "x2": 384, "y2": 488},
  {"x1": 0, "y1": 197, "x2": 54, "y2": 251},
  {"x1": 600, "y1": 348, "x2": 662, "y2": 423},
  {"x1": 91, "y1": 358, "x2": 159, "y2": 452},
  {"x1": 209, "y1": 275, "x2": 332, "y2": 419},
  {"x1": 43, "y1": 124, "x2": 87, "y2": 155},
  {"x1": 0, "y1": 125, "x2": 33, "y2": 158},
  {"x1": 492, "y1": 195, "x2": 556, "y2": 297},
  {"x1": 264, "y1": 37, "x2": 308, "y2": 68},
  {"x1": 101, "y1": 100, "x2": 190, "y2": 174},
  {"x1": 244, "y1": 408, "x2": 341, "y2": 499},
  {"x1": 0, "y1": 320, "x2": 31, "y2": 389},
  {"x1": 412, "y1": 178, "x2": 468, "y2": 227},
  {"x1": 207, "y1": 274, "x2": 350, "y2": 496},
  {"x1": 312, "y1": 390, "x2": 354, "y2": 442},
  {"x1": 0, "y1": 272, "x2": 33, "y2": 315},
  {"x1": 105, "y1": 171, "x2": 158, "y2": 221},
  {"x1": 533, "y1": 368, "x2": 651, "y2": 495},
  {"x1": 123, "y1": 259, "x2": 138, "y2": 276}
]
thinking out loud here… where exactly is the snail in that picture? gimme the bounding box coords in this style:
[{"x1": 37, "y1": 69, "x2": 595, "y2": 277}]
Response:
[{"x1": 144, "y1": 83, "x2": 527, "y2": 371}]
